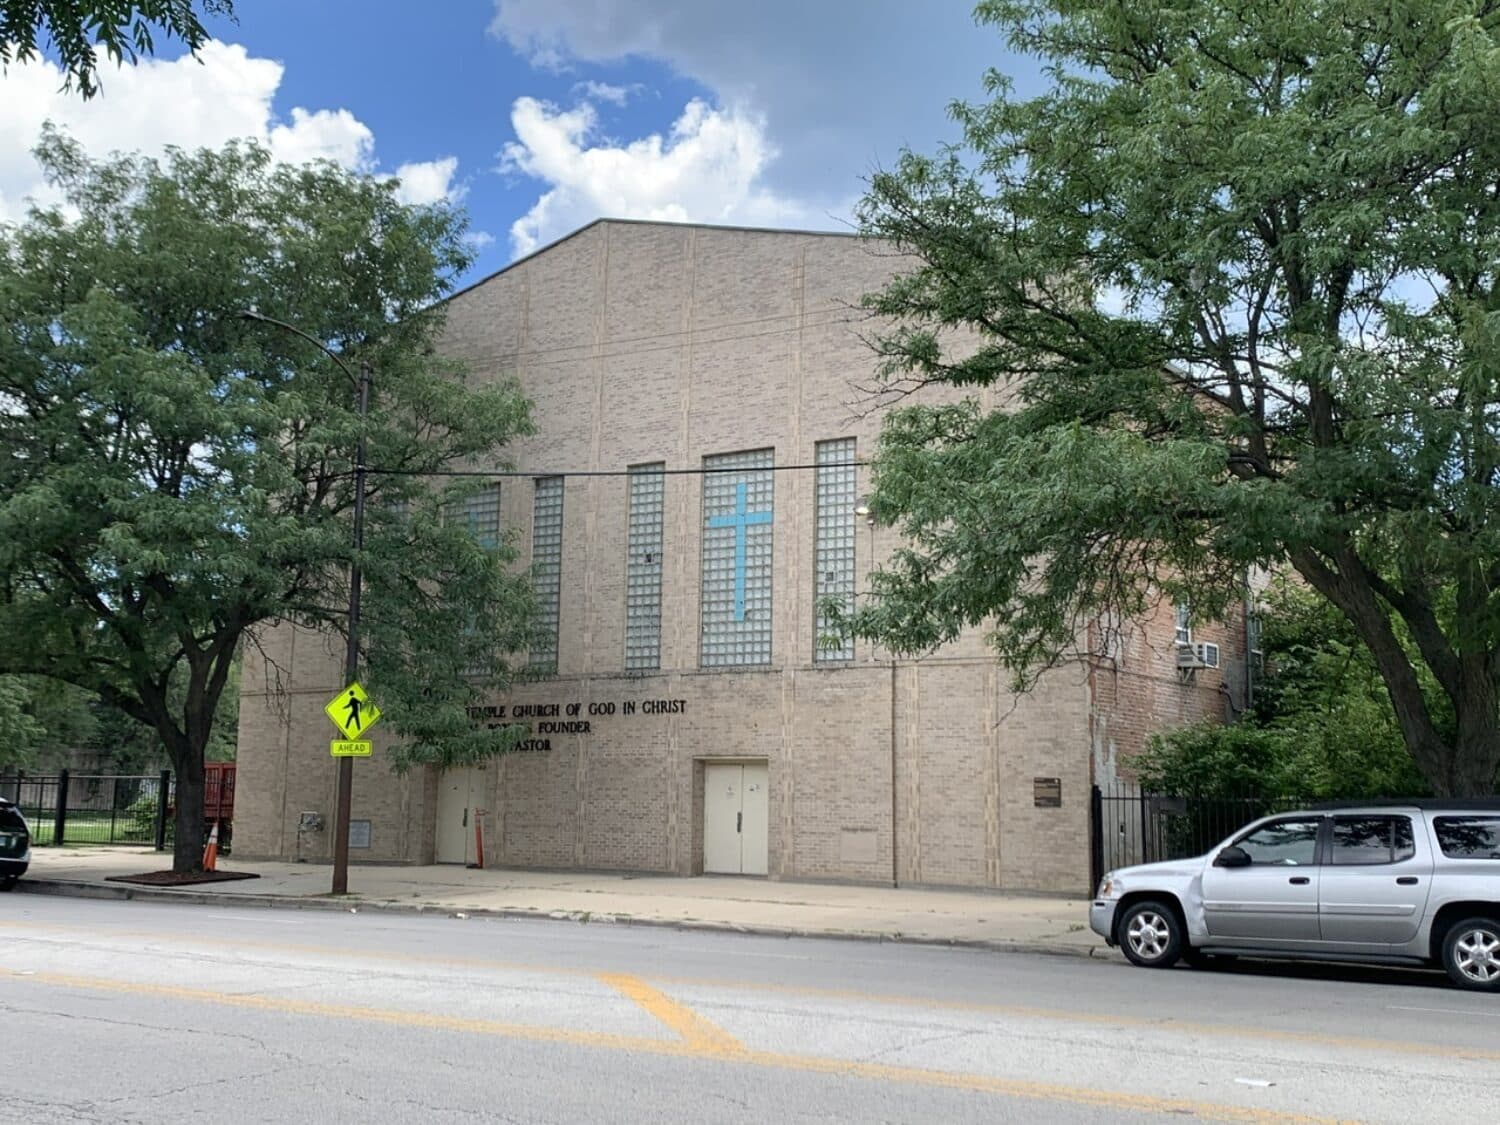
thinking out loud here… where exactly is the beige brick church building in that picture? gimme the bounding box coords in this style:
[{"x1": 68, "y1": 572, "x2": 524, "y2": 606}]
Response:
[{"x1": 234, "y1": 219, "x2": 1248, "y2": 893}]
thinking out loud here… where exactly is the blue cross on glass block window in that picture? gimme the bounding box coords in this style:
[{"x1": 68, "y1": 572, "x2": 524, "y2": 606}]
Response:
[{"x1": 701, "y1": 449, "x2": 774, "y2": 666}]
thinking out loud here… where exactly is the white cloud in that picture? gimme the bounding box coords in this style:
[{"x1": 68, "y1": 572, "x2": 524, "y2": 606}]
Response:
[
  {"x1": 393, "y1": 156, "x2": 462, "y2": 206},
  {"x1": 490, "y1": 0, "x2": 1007, "y2": 206},
  {"x1": 0, "y1": 41, "x2": 456, "y2": 223},
  {"x1": 267, "y1": 107, "x2": 374, "y2": 171},
  {"x1": 466, "y1": 230, "x2": 497, "y2": 251},
  {"x1": 572, "y1": 80, "x2": 634, "y2": 106},
  {"x1": 499, "y1": 94, "x2": 828, "y2": 257}
]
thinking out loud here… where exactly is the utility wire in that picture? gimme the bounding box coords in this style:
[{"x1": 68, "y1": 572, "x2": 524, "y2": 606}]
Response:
[{"x1": 364, "y1": 461, "x2": 867, "y2": 480}]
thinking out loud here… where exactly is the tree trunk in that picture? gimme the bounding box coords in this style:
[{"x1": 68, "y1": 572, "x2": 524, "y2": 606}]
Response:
[
  {"x1": 1440, "y1": 690, "x2": 1500, "y2": 797},
  {"x1": 1289, "y1": 546, "x2": 1500, "y2": 799},
  {"x1": 172, "y1": 757, "x2": 205, "y2": 873}
]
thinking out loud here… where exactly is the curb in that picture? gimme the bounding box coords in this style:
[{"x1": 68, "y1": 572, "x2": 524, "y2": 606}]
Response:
[{"x1": 14, "y1": 877, "x2": 1120, "y2": 962}]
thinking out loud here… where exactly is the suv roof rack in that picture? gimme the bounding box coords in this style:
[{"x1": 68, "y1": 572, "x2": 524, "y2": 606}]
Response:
[{"x1": 1305, "y1": 798, "x2": 1500, "y2": 812}]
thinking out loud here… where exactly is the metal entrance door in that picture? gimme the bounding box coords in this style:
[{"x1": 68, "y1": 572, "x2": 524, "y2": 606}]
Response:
[
  {"x1": 436, "y1": 766, "x2": 484, "y2": 865},
  {"x1": 703, "y1": 761, "x2": 768, "y2": 875}
]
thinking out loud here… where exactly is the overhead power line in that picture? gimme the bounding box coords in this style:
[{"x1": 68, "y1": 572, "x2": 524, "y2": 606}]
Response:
[{"x1": 365, "y1": 461, "x2": 868, "y2": 481}]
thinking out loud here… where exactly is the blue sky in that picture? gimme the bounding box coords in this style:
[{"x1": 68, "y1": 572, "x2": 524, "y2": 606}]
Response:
[{"x1": 0, "y1": 1, "x2": 1033, "y2": 287}]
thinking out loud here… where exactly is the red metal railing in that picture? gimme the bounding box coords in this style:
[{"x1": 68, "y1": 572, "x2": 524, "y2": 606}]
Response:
[{"x1": 204, "y1": 763, "x2": 236, "y2": 823}]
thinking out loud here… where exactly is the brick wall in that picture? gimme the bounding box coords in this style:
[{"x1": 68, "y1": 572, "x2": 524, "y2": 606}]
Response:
[{"x1": 234, "y1": 220, "x2": 1220, "y2": 894}]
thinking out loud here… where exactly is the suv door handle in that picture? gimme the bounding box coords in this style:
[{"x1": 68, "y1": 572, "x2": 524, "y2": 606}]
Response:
[
  {"x1": 1289, "y1": 876, "x2": 1310, "y2": 885},
  {"x1": 1396, "y1": 876, "x2": 1419, "y2": 885}
]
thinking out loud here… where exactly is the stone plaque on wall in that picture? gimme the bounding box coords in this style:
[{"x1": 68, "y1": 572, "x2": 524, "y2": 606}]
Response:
[
  {"x1": 348, "y1": 819, "x2": 372, "y2": 849},
  {"x1": 1033, "y1": 777, "x2": 1062, "y2": 808}
]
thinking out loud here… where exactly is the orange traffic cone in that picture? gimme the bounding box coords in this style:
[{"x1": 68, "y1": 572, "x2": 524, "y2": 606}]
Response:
[{"x1": 202, "y1": 821, "x2": 220, "y2": 872}]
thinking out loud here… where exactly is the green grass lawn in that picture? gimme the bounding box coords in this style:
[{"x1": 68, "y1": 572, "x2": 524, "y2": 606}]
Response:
[{"x1": 26, "y1": 812, "x2": 155, "y2": 847}]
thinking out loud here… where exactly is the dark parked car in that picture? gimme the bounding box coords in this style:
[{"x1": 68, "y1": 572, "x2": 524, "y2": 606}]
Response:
[{"x1": 0, "y1": 796, "x2": 30, "y2": 890}]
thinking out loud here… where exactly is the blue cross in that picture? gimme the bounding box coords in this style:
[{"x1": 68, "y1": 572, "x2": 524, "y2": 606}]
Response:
[
  {"x1": 707, "y1": 481, "x2": 772, "y2": 621},
  {"x1": 465, "y1": 505, "x2": 496, "y2": 550}
]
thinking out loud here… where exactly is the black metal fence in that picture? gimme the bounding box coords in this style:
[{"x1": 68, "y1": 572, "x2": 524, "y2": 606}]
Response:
[
  {"x1": 1090, "y1": 783, "x2": 1313, "y2": 889},
  {"x1": 1, "y1": 770, "x2": 171, "y2": 848}
]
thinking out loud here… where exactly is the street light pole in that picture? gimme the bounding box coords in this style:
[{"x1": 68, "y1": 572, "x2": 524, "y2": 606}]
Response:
[
  {"x1": 331, "y1": 359, "x2": 371, "y2": 895},
  {"x1": 241, "y1": 311, "x2": 369, "y2": 896}
]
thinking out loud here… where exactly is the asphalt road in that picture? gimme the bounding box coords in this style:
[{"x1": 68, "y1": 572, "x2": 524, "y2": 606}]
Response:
[{"x1": 2, "y1": 895, "x2": 1497, "y2": 1124}]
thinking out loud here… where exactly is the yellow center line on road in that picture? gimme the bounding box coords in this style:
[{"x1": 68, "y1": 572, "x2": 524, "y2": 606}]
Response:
[
  {"x1": 4, "y1": 968, "x2": 1355, "y2": 1125},
  {"x1": 3, "y1": 918, "x2": 1494, "y2": 1066},
  {"x1": 641, "y1": 974, "x2": 1500, "y2": 1066}
]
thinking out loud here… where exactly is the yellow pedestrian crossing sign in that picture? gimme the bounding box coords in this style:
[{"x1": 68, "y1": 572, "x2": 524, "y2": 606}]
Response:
[{"x1": 325, "y1": 682, "x2": 380, "y2": 739}]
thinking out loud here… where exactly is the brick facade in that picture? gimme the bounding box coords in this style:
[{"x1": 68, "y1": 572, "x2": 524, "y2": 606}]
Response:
[{"x1": 234, "y1": 220, "x2": 1241, "y2": 894}]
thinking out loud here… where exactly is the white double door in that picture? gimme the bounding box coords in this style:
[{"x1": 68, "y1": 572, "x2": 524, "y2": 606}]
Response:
[
  {"x1": 436, "y1": 766, "x2": 487, "y2": 865},
  {"x1": 703, "y1": 761, "x2": 768, "y2": 876}
]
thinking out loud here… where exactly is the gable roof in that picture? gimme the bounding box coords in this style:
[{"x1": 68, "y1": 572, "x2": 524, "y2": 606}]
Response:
[{"x1": 442, "y1": 217, "x2": 861, "y2": 306}]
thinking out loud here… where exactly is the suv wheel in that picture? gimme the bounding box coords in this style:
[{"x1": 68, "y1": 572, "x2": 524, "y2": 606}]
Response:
[
  {"x1": 1442, "y1": 917, "x2": 1500, "y2": 992},
  {"x1": 1118, "y1": 901, "x2": 1183, "y2": 969},
  {"x1": 0, "y1": 875, "x2": 16, "y2": 892}
]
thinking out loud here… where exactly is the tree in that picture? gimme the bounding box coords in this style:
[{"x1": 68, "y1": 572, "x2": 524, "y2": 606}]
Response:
[
  {"x1": 0, "y1": 675, "x2": 93, "y2": 770},
  {"x1": 1133, "y1": 580, "x2": 1431, "y2": 798},
  {"x1": 0, "y1": 660, "x2": 237, "y2": 776},
  {"x1": 81, "y1": 651, "x2": 242, "y2": 771},
  {"x1": 1, "y1": 1, "x2": 232, "y2": 97},
  {"x1": 851, "y1": 0, "x2": 1500, "y2": 796},
  {"x1": 0, "y1": 130, "x2": 536, "y2": 871}
]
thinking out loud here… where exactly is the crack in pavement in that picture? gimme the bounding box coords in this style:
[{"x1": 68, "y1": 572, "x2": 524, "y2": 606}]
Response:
[
  {"x1": 87, "y1": 1063, "x2": 312, "y2": 1109},
  {"x1": 0, "y1": 1000, "x2": 307, "y2": 1067},
  {"x1": 854, "y1": 1025, "x2": 989, "y2": 1066}
]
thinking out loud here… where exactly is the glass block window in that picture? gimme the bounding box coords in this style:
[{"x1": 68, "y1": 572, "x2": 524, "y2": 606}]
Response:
[
  {"x1": 460, "y1": 485, "x2": 500, "y2": 549},
  {"x1": 448, "y1": 486, "x2": 501, "y2": 679},
  {"x1": 625, "y1": 464, "x2": 665, "y2": 671},
  {"x1": 530, "y1": 477, "x2": 564, "y2": 672},
  {"x1": 701, "y1": 449, "x2": 774, "y2": 667},
  {"x1": 814, "y1": 438, "x2": 856, "y2": 662}
]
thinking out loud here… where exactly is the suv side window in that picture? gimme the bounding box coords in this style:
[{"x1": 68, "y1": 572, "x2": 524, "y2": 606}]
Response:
[
  {"x1": 1236, "y1": 818, "x2": 1321, "y2": 866},
  {"x1": 1434, "y1": 816, "x2": 1500, "y2": 859},
  {"x1": 1330, "y1": 816, "x2": 1416, "y2": 865}
]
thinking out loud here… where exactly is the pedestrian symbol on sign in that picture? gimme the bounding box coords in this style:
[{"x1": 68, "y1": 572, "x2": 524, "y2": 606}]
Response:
[{"x1": 324, "y1": 681, "x2": 380, "y2": 739}]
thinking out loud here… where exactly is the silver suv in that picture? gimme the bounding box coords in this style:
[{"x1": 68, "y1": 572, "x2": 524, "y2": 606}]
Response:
[{"x1": 1089, "y1": 801, "x2": 1500, "y2": 991}]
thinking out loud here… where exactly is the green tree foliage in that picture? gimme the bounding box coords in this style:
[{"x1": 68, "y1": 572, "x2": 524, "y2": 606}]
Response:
[
  {"x1": 0, "y1": 1, "x2": 232, "y2": 97},
  {"x1": 0, "y1": 675, "x2": 93, "y2": 770},
  {"x1": 82, "y1": 652, "x2": 241, "y2": 770},
  {"x1": 852, "y1": 0, "x2": 1500, "y2": 796},
  {"x1": 0, "y1": 661, "x2": 236, "y2": 776},
  {"x1": 0, "y1": 131, "x2": 535, "y2": 869},
  {"x1": 1133, "y1": 581, "x2": 1433, "y2": 798},
  {"x1": 0, "y1": 665, "x2": 239, "y2": 776}
]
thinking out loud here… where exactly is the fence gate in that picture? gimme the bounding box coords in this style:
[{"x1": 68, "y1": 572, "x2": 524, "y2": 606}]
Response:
[
  {"x1": 1090, "y1": 783, "x2": 1313, "y2": 889},
  {"x1": 2, "y1": 770, "x2": 172, "y2": 848}
]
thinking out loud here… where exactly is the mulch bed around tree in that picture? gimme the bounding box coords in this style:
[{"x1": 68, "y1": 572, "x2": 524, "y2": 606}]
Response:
[{"x1": 105, "y1": 870, "x2": 261, "y2": 887}]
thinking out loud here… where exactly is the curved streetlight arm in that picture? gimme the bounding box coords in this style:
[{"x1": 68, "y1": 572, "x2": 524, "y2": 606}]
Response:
[
  {"x1": 239, "y1": 309, "x2": 361, "y2": 391},
  {"x1": 238, "y1": 307, "x2": 370, "y2": 897}
]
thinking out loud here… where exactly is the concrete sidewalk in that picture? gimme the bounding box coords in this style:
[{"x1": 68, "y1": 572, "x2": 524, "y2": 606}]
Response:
[{"x1": 13, "y1": 846, "x2": 1111, "y2": 958}]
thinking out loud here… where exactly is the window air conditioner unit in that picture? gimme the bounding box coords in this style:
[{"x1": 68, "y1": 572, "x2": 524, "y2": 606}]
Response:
[
  {"x1": 1175, "y1": 643, "x2": 1204, "y2": 669},
  {"x1": 1193, "y1": 641, "x2": 1220, "y2": 669}
]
